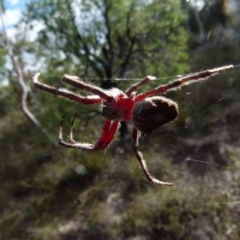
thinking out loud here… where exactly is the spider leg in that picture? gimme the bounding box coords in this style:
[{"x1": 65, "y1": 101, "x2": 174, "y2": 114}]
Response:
[
  {"x1": 135, "y1": 65, "x2": 234, "y2": 101},
  {"x1": 62, "y1": 74, "x2": 110, "y2": 101},
  {"x1": 69, "y1": 113, "x2": 78, "y2": 144},
  {"x1": 125, "y1": 75, "x2": 156, "y2": 96},
  {"x1": 59, "y1": 116, "x2": 120, "y2": 151},
  {"x1": 33, "y1": 73, "x2": 102, "y2": 104},
  {"x1": 97, "y1": 120, "x2": 120, "y2": 149},
  {"x1": 131, "y1": 128, "x2": 173, "y2": 186}
]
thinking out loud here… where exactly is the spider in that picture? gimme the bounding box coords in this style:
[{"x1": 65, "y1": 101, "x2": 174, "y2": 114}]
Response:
[{"x1": 33, "y1": 65, "x2": 233, "y2": 186}]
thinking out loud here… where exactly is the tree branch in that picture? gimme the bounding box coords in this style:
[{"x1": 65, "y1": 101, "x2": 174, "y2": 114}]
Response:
[
  {"x1": 65, "y1": 0, "x2": 109, "y2": 79},
  {"x1": 0, "y1": 4, "x2": 57, "y2": 146}
]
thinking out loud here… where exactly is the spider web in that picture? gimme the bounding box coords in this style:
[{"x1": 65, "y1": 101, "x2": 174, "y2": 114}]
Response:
[
  {"x1": 154, "y1": 72, "x2": 240, "y2": 212},
  {"x1": 2, "y1": 65, "x2": 240, "y2": 238}
]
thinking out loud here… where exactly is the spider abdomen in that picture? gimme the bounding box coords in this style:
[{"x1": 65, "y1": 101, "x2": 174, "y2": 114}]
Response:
[{"x1": 132, "y1": 96, "x2": 178, "y2": 134}]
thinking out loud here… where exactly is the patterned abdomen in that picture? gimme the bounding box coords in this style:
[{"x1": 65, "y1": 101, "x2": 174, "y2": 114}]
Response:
[{"x1": 132, "y1": 96, "x2": 179, "y2": 134}]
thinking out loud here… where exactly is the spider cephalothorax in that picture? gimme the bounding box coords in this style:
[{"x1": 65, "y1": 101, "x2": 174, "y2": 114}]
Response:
[{"x1": 33, "y1": 65, "x2": 233, "y2": 186}]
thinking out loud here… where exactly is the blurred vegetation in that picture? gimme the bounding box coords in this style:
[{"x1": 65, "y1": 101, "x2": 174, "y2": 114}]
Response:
[{"x1": 0, "y1": 0, "x2": 240, "y2": 239}]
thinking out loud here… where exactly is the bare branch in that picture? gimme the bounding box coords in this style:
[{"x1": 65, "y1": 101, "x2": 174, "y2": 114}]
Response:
[
  {"x1": 0, "y1": 4, "x2": 57, "y2": 146},
  {"x1": 65, "y1": 0, "x2": 107, "y2": 78}
]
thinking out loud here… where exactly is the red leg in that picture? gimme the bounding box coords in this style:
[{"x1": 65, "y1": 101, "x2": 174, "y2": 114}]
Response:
[
  {"x1": 59, "y1": 116, "x2": 119, "y2": 151},
  {"x1": 62, "y1": 74, "x2": 110, "y2": 101},
  {"x1": 135, "y1": 65, "x2": 233, "y2": 102},
  {"x1": 125, "y1": 76, "x2": 156, "y2": 96},
  {"x1": 131, "y1": 127, "x2": 173, "y2": 186},
  {"x1": 33, "y1": 73, "x2": 102, "y2": 104},
  {"x1": 91, "y1": 119, "x2": 119, "y2": 150},
  {"x1": 100, "y1": 120, "x2": 120, "y2": 149}
]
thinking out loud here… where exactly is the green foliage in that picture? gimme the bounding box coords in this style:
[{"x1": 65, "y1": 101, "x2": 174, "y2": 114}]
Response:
[
  {"x1": 0, "y1": 45, "x2": 7, "y2": 77},
  {"x1": 25, "y1": 0, "x2": 189, "y2": 80},
  {"x1": 1, "y1": 0, "x2": 240, "y2": 239}
]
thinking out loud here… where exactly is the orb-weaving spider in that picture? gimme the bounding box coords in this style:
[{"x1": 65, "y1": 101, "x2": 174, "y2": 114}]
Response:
[{"x1": 33, "y1": 65, "x2": 233, "y2": 186}]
